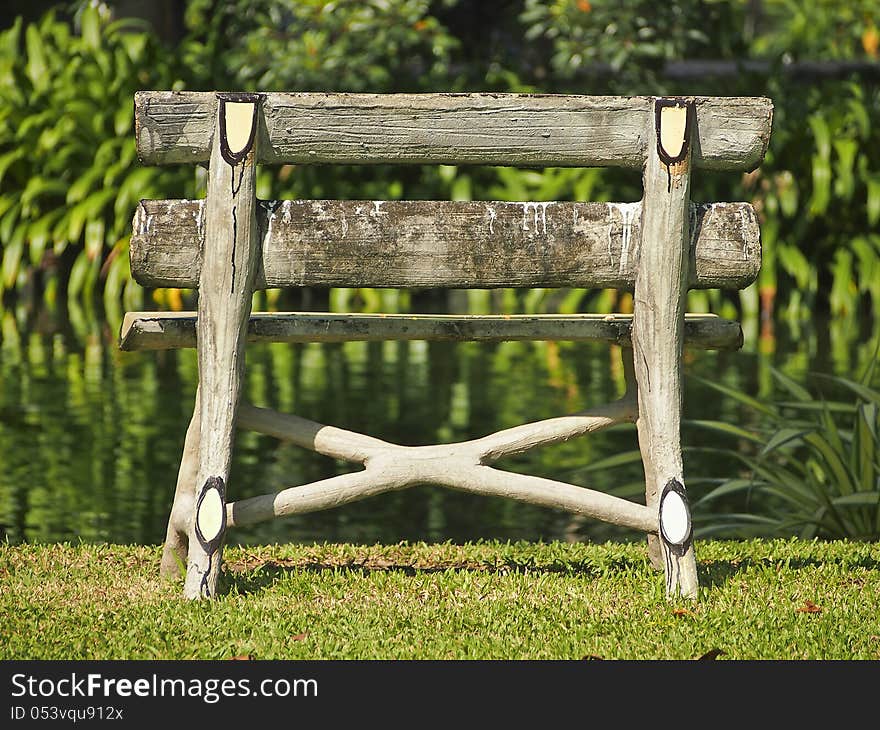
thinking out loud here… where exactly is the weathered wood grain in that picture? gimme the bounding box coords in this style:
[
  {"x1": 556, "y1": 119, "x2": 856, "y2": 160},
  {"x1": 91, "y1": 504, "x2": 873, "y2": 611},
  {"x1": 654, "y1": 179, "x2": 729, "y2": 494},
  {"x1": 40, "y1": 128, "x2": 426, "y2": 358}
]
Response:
[
  {"x1": 130, "y1": 199, "x2": 761, "y2": 290},
  {"x1": 183, "y1": 94, "x2": 263, "y2": 600},
  {"x1": 632, "y1": 99, "x2": 699, "y2": 598},
  {"x1": 226, "y1": 395, "x2": 655, "y2": 534},
  {"x1": 119, "y1": 312, "x2": 744, "y2": 352},
  {"x1": 161, "y1": 388, "x2": 200, "y2": 580},
  {"x1": 135, "y1": 92, "x2": 772, "y2": 170}
]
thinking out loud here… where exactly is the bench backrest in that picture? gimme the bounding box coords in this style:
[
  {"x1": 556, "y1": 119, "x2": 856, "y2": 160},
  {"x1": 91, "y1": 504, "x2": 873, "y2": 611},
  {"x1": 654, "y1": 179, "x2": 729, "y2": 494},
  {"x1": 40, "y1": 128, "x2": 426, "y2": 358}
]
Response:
[{"x1": 130, "y1": 92, "x2": 772, "y2": 294}]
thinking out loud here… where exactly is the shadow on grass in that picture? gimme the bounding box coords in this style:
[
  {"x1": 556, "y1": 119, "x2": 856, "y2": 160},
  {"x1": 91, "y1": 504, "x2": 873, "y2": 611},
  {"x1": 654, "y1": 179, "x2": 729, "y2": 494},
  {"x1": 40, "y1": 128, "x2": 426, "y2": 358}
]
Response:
[
  {"x1": 222, "y1": 555, "x2": 649, "y2": 596},
  {"x1": 221, "y1": 551, "x2": 880, "y2": 597},
  {"x1": 698, "y1": 555, "x2": 880, "y2": 589}
]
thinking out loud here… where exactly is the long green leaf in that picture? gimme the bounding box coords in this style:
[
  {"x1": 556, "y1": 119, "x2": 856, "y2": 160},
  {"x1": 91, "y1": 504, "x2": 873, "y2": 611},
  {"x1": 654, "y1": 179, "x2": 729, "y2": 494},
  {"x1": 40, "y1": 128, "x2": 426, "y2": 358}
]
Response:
[
  {"x1": 694, "y1": 478, "x2": 757, "y2": 504},
  {"x1": 759, "y1": 427, "x2": 810, "y2": 456},
  {"x1": 2, "y1": 227, "x2": 24, "y2": 288},
  {"x1": 770, "y1": 368, "x2": 812, "y2": 402},
  {"x1": 774, "y1": 401, "x2": 855, "y2": 414},
  {"x1": 0, "y1": 201, "x2": 22, "y2": 243},
  {"x1": 688, "y1": 376, "x2": 778, "y2": 418},
  {"x1": 804, "y1": 432, "x2": 856, "y2": 495},
  {"x1": 831, "y1": 492, "x2": 880, "y2": 506},
  {"x1": 24, "y1": 24, "x2": 48, "y2": 90},
  {"x1": 854, "y1": 403, "x2": 877, "y2": 495},
  {"x1": 812, "y1": 373, "x2": 880, "y2": 405},
  {"x1": 573, "y1": 449, "x2": 643, "y2": 473},
  {"x1": 27, "y1": 208, "x2": 64, "y2": 266},
  {"x1": 80, "y1": 5, "x2": 101, "y2": 50},
  {"x1": 685, "y1": 419, "x2": 765, "y2": 444}
]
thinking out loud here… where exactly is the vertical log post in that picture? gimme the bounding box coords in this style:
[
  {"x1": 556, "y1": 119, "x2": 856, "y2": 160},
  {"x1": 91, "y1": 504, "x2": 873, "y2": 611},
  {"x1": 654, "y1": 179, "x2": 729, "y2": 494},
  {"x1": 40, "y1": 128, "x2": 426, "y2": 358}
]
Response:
[
  {"x1": 183, "y1": 93, "x2": 264, "y2": 599},
  {"x1": 632, "y1": 97, "x2": 698, "y2": 599},
  {"x1": 160, "y1": 388, "x2": 200, "y2": 579}
]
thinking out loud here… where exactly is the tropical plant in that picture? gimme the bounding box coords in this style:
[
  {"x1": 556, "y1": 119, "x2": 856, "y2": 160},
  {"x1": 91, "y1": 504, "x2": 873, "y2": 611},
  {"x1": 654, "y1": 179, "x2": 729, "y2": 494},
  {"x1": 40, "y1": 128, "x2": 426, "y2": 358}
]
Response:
[
  {"x1": 751, "y1": 80, "x2": 880, "y2": 326},
  {"x1": 0, "y1": 5, "x2": 193, "y2": 317},
  {"x1": 3, "y1": 0, "x2": 879, "y2": 334},
  {"x1": 687, "y1": 361, "x2": 880, "y2": 540}
]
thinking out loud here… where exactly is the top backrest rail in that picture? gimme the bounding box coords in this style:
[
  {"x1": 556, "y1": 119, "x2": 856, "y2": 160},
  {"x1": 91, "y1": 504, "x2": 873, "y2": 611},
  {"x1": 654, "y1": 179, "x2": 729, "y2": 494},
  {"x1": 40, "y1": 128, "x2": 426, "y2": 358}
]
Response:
[{"x1": 135, "y1": 92, "x2": 773, "y2": 171}]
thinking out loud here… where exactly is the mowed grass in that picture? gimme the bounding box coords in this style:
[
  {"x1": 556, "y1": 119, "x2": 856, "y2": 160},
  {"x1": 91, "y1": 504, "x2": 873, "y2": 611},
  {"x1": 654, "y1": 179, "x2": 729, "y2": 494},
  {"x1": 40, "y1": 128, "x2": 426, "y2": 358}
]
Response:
[{"x1": 1, "y1": 539, "x2": 878, "y2": 660}]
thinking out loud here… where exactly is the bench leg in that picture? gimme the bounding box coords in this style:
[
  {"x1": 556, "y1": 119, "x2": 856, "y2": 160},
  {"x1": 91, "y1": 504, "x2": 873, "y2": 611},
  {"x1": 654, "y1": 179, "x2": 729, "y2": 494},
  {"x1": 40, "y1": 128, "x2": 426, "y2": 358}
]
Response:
[
  {"x1": 183, "y1": 93, "x2": 264, "y2": 599},
  {"x1": 160, "y1": 389, "x2": 200, "y2": 580},
  {"x1": 632, "y1": 98, "x2": 698, "y2": 599}
]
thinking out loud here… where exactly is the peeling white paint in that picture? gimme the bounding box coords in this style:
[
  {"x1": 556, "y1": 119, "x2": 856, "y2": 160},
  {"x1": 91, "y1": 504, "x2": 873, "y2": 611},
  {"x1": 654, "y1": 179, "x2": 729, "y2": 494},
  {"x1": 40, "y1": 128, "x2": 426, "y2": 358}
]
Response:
[
  {"x1": 194, "y1": 200, "x2": 205, "y2": 240},
  {"x1": 371, "y1": 201, "x2": 387, "y2": 218},
  {"x1": 282, "y1": 199, "x2": 292, "y2": 224},
  {"x1": 738, "y1": 205, "x2": 750, "y2": 259},
  {"x1": 485, "y1": 205, "x2": 497, "y2": 234},
  {"x1": 264, "y1": 200, "x2": 280, "y2": 245},
  {"x1": 521, "y1": 202, "x2": 553, "y2": 234},
  {"x1": 611, "y1": 202, "x2": 640, "y2": 276},
  {"x1": 341, "y1": 210, "x2": 349, "y2": 238},
  {"x1": 133, "y1": 204, "x2": 145, "y2": 236}
]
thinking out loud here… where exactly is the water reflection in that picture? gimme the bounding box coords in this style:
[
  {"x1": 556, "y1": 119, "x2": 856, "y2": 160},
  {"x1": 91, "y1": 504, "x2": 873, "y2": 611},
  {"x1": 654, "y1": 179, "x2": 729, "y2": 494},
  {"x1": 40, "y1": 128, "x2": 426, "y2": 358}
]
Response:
[{"x1": 0, "y1": 296, "x2": 876, "y2": 546}]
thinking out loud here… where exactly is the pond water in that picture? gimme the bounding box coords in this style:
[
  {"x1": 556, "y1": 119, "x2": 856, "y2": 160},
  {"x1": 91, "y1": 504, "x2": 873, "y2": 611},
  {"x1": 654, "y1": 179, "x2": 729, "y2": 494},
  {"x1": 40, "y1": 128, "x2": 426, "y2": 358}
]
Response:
[{"x1": 0, "y1": 293, "x2": 875, "y2": 547}]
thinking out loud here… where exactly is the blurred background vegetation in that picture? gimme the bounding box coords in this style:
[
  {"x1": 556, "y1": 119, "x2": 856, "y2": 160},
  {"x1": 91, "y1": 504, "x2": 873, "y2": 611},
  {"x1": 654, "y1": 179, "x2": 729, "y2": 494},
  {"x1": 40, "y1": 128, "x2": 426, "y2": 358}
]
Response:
[{"x1": 0, "y1": 0, "x2": 878, "y2": 544}]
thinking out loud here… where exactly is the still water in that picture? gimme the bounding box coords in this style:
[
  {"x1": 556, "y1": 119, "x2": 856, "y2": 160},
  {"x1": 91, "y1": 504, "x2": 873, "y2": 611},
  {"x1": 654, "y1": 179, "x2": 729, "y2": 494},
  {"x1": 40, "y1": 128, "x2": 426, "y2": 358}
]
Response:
[{"x1": 0, "y1": 293, "x2": 875, "y2": 547}]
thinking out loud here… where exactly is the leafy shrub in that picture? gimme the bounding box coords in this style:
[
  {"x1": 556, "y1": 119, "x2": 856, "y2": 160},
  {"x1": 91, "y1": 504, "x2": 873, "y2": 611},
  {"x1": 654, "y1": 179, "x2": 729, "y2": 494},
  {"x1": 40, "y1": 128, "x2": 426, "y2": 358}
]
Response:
[
  {"x1": 182, "y1": 0, "x2": 460, "y2": 92},
  {"x1": 0, "y1": 5, "x2": 193, "y2": 315},
  {"x1": 689, "y1": 364, "x2": 880, "y2": 540}
]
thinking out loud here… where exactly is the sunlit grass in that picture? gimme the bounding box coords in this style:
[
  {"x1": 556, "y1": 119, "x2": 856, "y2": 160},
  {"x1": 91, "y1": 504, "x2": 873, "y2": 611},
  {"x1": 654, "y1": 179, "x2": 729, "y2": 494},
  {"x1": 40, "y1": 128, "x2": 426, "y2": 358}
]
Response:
[{"x1": 1, "y1": 540, "x2": 878, "y2": 660}]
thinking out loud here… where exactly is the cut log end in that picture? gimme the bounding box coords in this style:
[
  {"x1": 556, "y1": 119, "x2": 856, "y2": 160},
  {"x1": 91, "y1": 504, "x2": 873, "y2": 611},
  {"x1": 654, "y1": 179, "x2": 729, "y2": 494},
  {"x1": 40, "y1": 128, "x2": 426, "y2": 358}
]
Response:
[
  {"x1": 655, "y1": 98, "x2": 693, "y2": 166},
  {"x1": 195, "y1": 476, "x2": 227, "y2": 550},
  {"x1": 218, "y1": 94, "x2": 262, "y2": 166},
  {"x1": 658, "y1": 479, "x2": 693, "y2": 554}
]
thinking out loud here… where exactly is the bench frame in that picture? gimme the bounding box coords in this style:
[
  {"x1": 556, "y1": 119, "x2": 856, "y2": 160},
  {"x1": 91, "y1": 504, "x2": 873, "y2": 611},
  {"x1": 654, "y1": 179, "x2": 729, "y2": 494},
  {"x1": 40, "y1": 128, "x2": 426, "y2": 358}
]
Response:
[{"x1": 125, "y1": 91, "x2": 772, "y2": 600}]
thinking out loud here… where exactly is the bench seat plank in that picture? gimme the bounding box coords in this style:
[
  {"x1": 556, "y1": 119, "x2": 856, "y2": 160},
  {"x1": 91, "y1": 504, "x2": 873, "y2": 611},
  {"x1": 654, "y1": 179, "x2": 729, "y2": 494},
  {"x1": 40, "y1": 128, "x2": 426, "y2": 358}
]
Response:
[
  {"x1": 131, "y1": 199, "x2": 761, "y2": 291},
  {"x1": 119, "y1": 312, "x2": 743, "y2": 352},
  {"x1": 135, "y1": 92, "x2": 772, "y2": 171}
]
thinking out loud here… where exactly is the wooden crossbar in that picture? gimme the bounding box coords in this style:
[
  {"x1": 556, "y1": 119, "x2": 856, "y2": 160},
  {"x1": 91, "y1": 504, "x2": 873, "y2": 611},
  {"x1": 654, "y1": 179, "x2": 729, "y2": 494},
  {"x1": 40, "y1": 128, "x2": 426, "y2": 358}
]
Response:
[
  {"x1": 119, "y1": 312, "x2": 743, "y2": 352},
  {"x1": 131, "y1": 199, "x2": 761, "y2": 291},
  {"x1": 135, "y1": 92, "x2": 772, "y2": 170}
]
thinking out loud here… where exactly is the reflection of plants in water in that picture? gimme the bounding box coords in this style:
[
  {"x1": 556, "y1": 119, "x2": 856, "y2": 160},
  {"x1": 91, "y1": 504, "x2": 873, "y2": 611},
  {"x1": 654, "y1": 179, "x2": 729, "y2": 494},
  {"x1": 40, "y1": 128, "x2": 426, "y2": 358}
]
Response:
[
  {"x1": 1, "y1": 305, "x2": 651, "y2": 545},
  {"x1": 687, "y1": 362, "x2": 880, "y2": 540},
  {"x1": 0, "y1": 309, "x2": 195, "y2": 543},
  {"x1": 4, "y1": 291, "x2": 878, "y2": 545}
]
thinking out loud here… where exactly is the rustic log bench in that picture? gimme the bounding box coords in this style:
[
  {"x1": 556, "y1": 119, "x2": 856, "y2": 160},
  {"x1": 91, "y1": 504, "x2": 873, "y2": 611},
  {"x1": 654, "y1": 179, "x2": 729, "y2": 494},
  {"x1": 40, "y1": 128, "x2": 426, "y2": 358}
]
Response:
[{"x1": 123, "y1": 91, "x2": 772, "y2": 600}]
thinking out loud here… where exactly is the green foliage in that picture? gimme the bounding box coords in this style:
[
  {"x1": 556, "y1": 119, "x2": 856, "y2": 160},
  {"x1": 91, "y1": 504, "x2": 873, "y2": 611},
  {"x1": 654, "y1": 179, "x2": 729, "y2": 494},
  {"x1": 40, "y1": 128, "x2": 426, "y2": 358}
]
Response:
[
  {"x1": 182, "y1": 0, "x2": 461, "y2": 92},
  {"x1": 2, "y1": 0, "x2": 879, "y2": 330},
  {"x1": 518, "y1": 1, "x2": 880, "y2": 324},
  {"x1": 752, "y1": 0, "x2": 880, "y2": 60},
  {"x1": 520, "y1": 0, "x2": 745, "y2": 89},
  {"x1": 752, "y1": 81, "x2": 880, "y2": 320},
  {"x1": 735, "y1": 4, "x2": 880, "y2": 322},
  {"x1": 0, "y1": 5, "x2": 193, "y2": 315},
  {"x1": 689, "y1": 363, "x2": 880, "y2": 540}
]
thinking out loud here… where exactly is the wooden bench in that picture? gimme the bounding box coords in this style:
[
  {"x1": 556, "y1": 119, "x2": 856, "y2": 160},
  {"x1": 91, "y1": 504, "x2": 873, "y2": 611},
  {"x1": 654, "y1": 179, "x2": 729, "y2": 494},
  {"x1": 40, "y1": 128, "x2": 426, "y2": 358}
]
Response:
[{"x1": 123, "y1": 91, "x2": 772, "y2": 600}]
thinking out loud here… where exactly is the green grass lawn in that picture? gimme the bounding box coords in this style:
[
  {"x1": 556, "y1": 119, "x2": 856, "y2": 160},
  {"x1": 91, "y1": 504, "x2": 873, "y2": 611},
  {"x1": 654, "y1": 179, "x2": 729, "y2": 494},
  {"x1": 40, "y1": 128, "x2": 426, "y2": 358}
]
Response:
[{"x1": 1, "y1": 539, "x2": 878, "y2": 660}]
